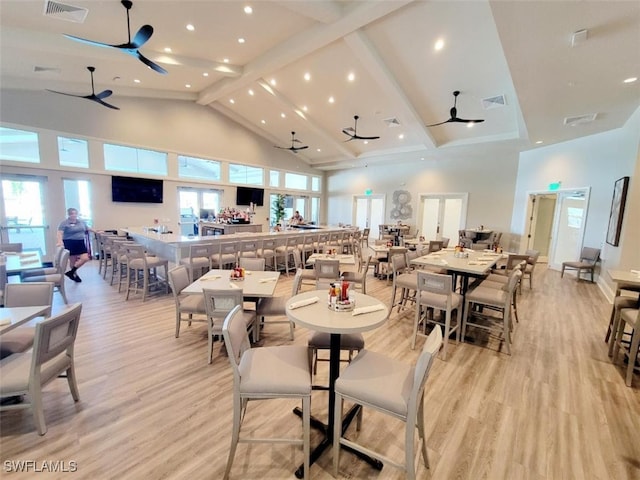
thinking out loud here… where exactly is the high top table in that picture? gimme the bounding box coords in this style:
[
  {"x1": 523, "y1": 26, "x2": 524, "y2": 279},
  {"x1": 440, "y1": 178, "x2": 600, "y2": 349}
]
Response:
[
  {"x1": 286, "y1": 290, "x2": 388, "y2": 478},
  {"x1": 182, "y1": 269, "x2": 280, "y2": 297},
  {"x1": 0, "y1": 306, "x2": 49, "y2": 335},
  {"x1": 2, "y1": 251, "x2": 43, "y2": 275},
  {"x1": 605, "y1": 269, "x2": 640, "y2": 344}
]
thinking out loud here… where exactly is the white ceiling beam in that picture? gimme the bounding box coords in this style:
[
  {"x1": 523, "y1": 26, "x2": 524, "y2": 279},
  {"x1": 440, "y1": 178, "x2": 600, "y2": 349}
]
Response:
[
  {"x1": 273, "y1": 0, "x2": 344, "y2": 24},
  {"x1": 197, "y1": 0, "x2": 415, "y2": 106},
  {"x1": 342, "y1": 30, "x2": 437, "y2": 149}
]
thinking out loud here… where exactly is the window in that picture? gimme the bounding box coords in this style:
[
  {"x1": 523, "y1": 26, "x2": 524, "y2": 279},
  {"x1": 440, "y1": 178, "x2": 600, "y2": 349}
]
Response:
[
  {"x1": 229, "y1": 163, "x2": 263, "y2": 185},
  {"x1": 178, "y1": 155, "x2": 221, "y2": 181},
  {"x1": 58, "y1": 137, "x2": 89, "y2": 168},
  {"x1": 0, "y1": 127, "x2": 40, "y2": 163},
  {"x1": 310, "y1": 197, "x2": 320, "y2": 225},
  {"x1": 269, "y1": 170, "x2": 280, "y2": 187},
  {"x1": 63, "y1": 178, "x2": 93, "y2": 227},
  {"x1": 311, "y1": 176, "x2": 320, "y2": 192},
  {"x1": 104, "y1": 143, "x2": 167, "y2": 176},
  {"x1": 285, "y1": 172, "x2": 307, "y2": 190}
]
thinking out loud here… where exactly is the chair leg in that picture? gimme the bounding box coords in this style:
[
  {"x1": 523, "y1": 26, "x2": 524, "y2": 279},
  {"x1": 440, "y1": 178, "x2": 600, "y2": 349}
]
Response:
[
  {"x1": 405, "y1": 409, "x2": 416, "y2": 480},
  {"x1": 417, "y1": 398, "x2": 430, "y2": 469},
  {"x1": 411, "y1": 305, "x2": 421, "y2": 349},
  {"x1": 30, "y1": 384, "x2": 47, "y2": 436},
  {"x1": 442, "y1": 310, "x2": 451, "y2": 360},
  {"x1": 561, "y1": 265, "x2": 565, "y2": 278},
  {"x1": 66, "y1": 364, "x2": 80, "y2": 401},
  {"x1": 223, "y1": 394, "x2": 242, "y2": 479},
  {"x1": 302, "y1": 395, "x2": 310, "y2": 480},
  {"x1": 626, "y1": 329, "x2": 640, "y2": 387},
  {"x1": 175, "y1": 313, "x2": 181, "y2": 338}
]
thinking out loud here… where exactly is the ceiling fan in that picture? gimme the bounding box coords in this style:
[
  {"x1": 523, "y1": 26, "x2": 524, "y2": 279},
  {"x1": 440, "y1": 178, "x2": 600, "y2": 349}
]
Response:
[
  {"x1": 47, "y1": 66, "x2": 120, "y2": 110},
  {"x1": 274, "y1": 132, "x2": 309, "y2": 152},
  {"x1": 342, "y1": 115, "x2": 380, "y2": 141},
  {"x1": 63, "y1": 0, "x2": 167, "y2": 75},
  {"x1": 426, "y1": 90, "x2": 485, "y2": 127}
]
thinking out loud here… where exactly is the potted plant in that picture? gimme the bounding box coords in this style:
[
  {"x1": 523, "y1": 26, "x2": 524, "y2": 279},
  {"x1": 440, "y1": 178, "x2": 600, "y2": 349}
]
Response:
[{"x1": 272, "y1": 194, "x2": 285, "y2": 227}]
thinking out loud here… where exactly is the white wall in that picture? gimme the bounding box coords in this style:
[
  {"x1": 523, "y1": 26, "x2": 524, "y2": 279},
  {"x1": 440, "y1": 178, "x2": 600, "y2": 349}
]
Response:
[
  {"x1": 326, "y1": 152, "x2": 520, "y2": 243},
  {"x1": 511, "y1": 107, "x2": 640, "y2": 290},
  {"x1": 0, "y1": 89, "x2": 325, "y2": 232}
]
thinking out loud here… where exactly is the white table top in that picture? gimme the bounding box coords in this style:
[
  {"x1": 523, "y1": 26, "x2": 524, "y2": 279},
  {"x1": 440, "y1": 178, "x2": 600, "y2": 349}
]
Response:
[
  {"x1": 306, "y1": 253, "x2": 356, "y2": 266},
  {"x1": 411, "y1": 248, "x2": 501, "y2": 275},
  {"x1": 182, "y1": 269, "x2": 280, "y2": 297},
  {"x1": 2, "y1": 251, "x2": 43, "y2": 274},
  {"x1": 0, "y1": 305, "x2": 49, "y2": 335},
  {"x1": 286, "y1": 290, "x2": 388, "y2": 334},
  {"x1": 608, "y1": 269, "x2": 640, "y2": 286}
]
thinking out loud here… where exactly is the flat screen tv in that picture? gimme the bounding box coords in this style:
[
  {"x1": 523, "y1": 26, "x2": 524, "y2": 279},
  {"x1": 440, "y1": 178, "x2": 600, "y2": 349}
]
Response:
[
  {"x1": 112, "y1": 176, "x2": 163, "y2": 204},
  {"x1": 236, "y1": 186, "x2": 264, "y2": 206}
]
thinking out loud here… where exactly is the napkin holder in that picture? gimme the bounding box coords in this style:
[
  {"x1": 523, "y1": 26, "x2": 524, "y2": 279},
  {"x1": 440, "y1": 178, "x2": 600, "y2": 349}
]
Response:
[{"x1": 453, "y1": 251, "x2": 469, "y2": 259}]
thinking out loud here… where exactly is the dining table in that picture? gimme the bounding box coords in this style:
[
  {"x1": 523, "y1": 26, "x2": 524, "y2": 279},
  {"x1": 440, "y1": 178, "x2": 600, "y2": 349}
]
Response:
[
  {"x1": 181, "y1": 269, "x2": 280, "y2": 297},
  {"x1": 306, "y1": 253, "x2": 356, "y2": 267},
  {"x1": 285, "y1": 289, "x2": 388, "y2": 478},
  {"x1": 2, "y1": 251, "x2": 43, "y2": 275},
  {"x1": 0, "y1": 305, "x2": 49, "y2": 335},
  {"x1": 604, "y1": 269, "x2": 640, "y2": 344}
]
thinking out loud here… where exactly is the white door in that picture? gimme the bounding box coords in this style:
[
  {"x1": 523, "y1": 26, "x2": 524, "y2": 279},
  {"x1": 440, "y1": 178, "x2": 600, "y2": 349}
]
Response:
[
  {"x1": 418, "y1": 194, "x2": 468, "y2": 243},
  {"x1": 353, "y1": 195, "x2": 384, "y2": 235},
  {"x1": 548, "y1": 190, "x2": 589, "y2": 271},
  {"x1": 526, "y1": 194, "x2": 557, "y2": 262}
]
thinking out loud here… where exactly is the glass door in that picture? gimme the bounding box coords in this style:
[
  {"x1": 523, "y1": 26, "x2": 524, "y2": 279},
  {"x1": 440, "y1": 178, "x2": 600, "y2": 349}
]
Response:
[
  {"x1": 548, "y1": 190, "x2": 589, "y2": 270},
  {"x1": 0, "y1": 175, "x2": 50, "y2": 256},
  {"x1": 353, "y1": 195, "x2": 384, "y2": 235},
  {"x1": 418, "y1": 194, "x2": 467, "y2": 242},
  {"x1": 178, "y1": 187, "x2": 221, "y2": 235}
]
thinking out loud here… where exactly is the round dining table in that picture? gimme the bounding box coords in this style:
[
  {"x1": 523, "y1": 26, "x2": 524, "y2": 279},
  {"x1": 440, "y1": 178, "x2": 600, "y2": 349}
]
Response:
[{"x1": 286, "y1": 289, "x2": 388, "y2": 478}]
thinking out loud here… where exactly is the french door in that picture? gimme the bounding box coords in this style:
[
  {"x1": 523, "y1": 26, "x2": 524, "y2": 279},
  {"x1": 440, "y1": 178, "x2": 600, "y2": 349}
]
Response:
[
  {"x1": 353, "y1": 195, "x2": 384, "y2": 235},
  {"x1": 418, "y1": 193, "x2": 468, "y2": 242}
]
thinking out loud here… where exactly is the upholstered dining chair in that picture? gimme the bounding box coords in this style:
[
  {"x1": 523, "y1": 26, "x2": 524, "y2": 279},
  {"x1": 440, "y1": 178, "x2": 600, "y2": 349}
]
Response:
[
  {"x1": 414, "y1": 271, "x2": 461, "y2": 360},
  {"x1": 0, "y1": 303, "x2": 82, "y2": 435},
  {"x1": 611, "y1": 307, "x2": 640, "y2": 387},
  {"x1": 258, "y1": 237, "x2": 278, "y2": 271},
  {"x1": 390, "y1": 252, "x2": 417, "y2": 313},
  {"x1": 0, "y1": 282, "x2": 54, "y2": 358},
  {"x1": 21, "y1": 249, "x2": 70, "y2": 304},
  {"x1": 20, "y1": 245, "x2": 64, "y2": 280},
  {"x1": 255, "y1": 271, "x2": 302, "y2": 341},
  {"x1": 332, "y1": 326, "x2": 442, "y2": 480},
  {"x1": 167, "y1": 265, "x2": 207, "y2": 338},
  {"x1": 314, "y1": 258, "x2": 340, "y2": 290},
  {"x1": 561, "y1": 247, "x2": 600, "y2": 282},
  {"x1": 292, "y1": 248, "x2": 316, "y2": 290},
  {"x1": 203, "y1": 288, "x2": 256, "y2": 364},
  {"x1": 523, "y1": 249, "x2": 540, "y2": 289},
  {"x1": 222, "y1": 305, "x2": 311, "y2": 480},
  {"x1": 238, "y1": 257, "x2": 266, "y2": 271}
]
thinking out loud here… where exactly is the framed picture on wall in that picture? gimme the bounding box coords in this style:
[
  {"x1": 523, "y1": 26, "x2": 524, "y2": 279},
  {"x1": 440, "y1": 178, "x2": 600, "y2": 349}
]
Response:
[{"x1": 606, "y1": 176, "x2": 629, "y2": 247}]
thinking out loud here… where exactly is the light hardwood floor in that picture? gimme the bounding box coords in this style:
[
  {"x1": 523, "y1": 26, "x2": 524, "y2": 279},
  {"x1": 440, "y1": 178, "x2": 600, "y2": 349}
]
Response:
[{"x1": 1, "y1": 261, "x2": 639, "y2": 479}]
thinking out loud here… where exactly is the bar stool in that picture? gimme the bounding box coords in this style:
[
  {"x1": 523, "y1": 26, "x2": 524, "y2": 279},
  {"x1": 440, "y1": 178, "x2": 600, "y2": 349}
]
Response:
[{"x1": 124, "y1": 245, "x2": 169, "y2": 302}]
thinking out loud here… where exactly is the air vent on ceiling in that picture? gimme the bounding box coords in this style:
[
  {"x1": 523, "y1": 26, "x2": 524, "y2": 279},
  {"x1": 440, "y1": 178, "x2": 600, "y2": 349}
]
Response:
[
  {"x1": 564, "y1": 113, "x2": 597, "y2": 126},
  {"x1": 383, "y1": 117, "x2": 401, "y2": 127},
  {"x1": 33, "y1": 66, "x2": 61, "y2": 74},
  {"x1": 43, "y1": 1, "x2": 88, "y2": 23},
  {"x1": 482, "y1": 94, "x2": 506, "y2": 110}
]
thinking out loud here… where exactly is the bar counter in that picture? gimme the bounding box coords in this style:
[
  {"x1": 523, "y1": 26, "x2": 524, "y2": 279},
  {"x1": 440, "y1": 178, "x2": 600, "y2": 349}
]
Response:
[{"x1": 121, "y1": 225, "x2": 349, "y2": 264}]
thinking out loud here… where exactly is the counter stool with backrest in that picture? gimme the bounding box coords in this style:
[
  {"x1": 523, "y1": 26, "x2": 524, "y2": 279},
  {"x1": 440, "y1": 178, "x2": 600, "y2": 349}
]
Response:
[
  {"x1": 292, "y1": 249, "x2": 316, "y2": 291},
  {"x1": 561, "y1": 247, "x2": 600, "y2": 282},
  {"x1": 222, "y1": 305, "x2": 311, "y2": 480},
  {"x1": 333, "y1": 327, "x2": 443, "y2": 480},
  {"x1": 258, "y1": 238, "x2": 278, "y2": 271},
  {"x1": 276, "y1": 235, "x2": 299, "y2": 275},
  {"x1": 179, "y1": 243, "x2": 215, "y2": 282},
  {"x1": 167, "y1": 265, "x2": 207, "y2": 338},
  {"x1": 211, "y1": 242, "x2": 238, "y2": 270},
  {"x1": 0, "y1": 303, "x2": 82, "y2": 435},
  {"x1": 523, "y1": 249, "x2": 540, "y2": 289},
  {"x1": 390, "y1": 252, "x2": 417, "y2": 313},
  {"x1": 611, "y1": 307, "x2": 640, "y2": 387},
  {"x1": 124, "y1": 245, "x2": 169, "y2": 302},
  {"x1": 256, "y1": 271, "x2": 302, "y2": 341},
  {"x1": 342, "y1": 243, "x2": 371, "y2": 295}
]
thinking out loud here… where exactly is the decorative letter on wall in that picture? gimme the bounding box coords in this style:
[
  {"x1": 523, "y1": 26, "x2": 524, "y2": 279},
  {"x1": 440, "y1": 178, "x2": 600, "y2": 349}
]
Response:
[{"x1": 606, "y1": 176, "x2": 629, "y2": 247}]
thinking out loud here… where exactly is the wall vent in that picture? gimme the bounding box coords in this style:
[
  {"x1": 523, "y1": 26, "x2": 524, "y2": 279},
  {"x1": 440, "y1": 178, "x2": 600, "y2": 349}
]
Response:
[
  {"x1": 43, "y1": 1, "x2": 88, "y2": 23},
  {"x1": 564, "y1": 113, "x2": 597, "y2": 126},
  {"x1": 383, "y1": 117, "x2": 401, "y2": 127},
  {"x1": 482, "y1": 94, "x2": 506, "y2": 110},
  {"x1": 33, "y1": 66, "x2": 61, "y2": 74}
]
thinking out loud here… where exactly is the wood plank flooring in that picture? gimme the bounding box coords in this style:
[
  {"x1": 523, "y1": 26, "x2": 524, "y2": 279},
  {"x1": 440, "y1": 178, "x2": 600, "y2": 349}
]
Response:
[{"x1": 1, "y1": 261, "x2": 639, "y2": 479}]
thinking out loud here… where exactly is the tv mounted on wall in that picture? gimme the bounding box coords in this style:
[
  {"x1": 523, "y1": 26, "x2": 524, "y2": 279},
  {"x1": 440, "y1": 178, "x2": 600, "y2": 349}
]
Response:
[
  {"x1": 236, "y1": 186, "x2": 264, "y2": 206},
  {"x1": 112, "y1": 176, "x2": 163, "y2": 204}
]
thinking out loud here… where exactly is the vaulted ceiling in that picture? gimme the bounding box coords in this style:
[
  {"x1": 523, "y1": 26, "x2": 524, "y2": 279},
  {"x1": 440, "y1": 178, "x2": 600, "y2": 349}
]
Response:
[{"x1": 1, "y1": 0, "x2": 639, "y2": 170}]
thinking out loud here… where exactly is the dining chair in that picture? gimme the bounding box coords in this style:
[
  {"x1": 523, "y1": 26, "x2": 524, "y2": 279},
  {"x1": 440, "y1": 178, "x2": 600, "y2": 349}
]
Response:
[
  {"x1": 314, "y1": 258, "x2": 340, "y2": 290},
  {"x1": 167, "y1": 265, "x2": 207, "y2": 338},
  {"x1": 611, "y1": 307, "x2": 640, "y2": 387},
  {"x1": 390, "y1": 252, "x2": 417, "y2": 313},
  {"x1": 0, "y1": 303, "x2": 82, "y2": 435},
  {"x1": 222, "y1": 305, "x2": 311, "y2": 480},
  {"x1": 275, "y1": 236, "x2": 299, "y2": 275},
  {"x1": 21, "y1": 249, "x2": 70, "y2": 304},
  {"x1": 523, "y1": 249, "x2": 540, "y2": 289},
  {"x1": 292, "y1": 248, "x2": 316, "y2": 290},
  {"x1": 440, "y1": 237, "x2": 450, "y2": 248},
  {"x1": 238, "y1": 239, "x2": 261, "y2": 259},
  {"x1": 179, "y1": 243, "x2": 214, "y2": 281},
  {"x1": 332, "y1": 326, "x2": 442, "y2": 480},
  {"x1": 427, "y1": 240, "x2": 443, "y2": 253},
  {"x1": 342, "y1": 254, "x2": 371, "y2": 295},
  {"x1": 0, "y1": 243, "x2": 23, "y2": 253},
  {"x1": 0, "y1": 282, "x2": 54, "y2": 358},
  {"x1": 211, "y1": 242, "x2": 238, "y2": 270},
  {"x1": 238, "y1": 257, "x2": 266, "y2": 271},
  {"x1": 316, "y1": 233, "x2": 330, "y2": 252},
  {"x1": 203, "y1": 288, "x2": 257, "y2": 364},
  {"x1": 360, "y1": 227, "x2": 370, "y2": 248},
  {"x1": 462, "y1": 270, "x2": 521, "y2": 355},
  {"x1": 414, "y1": 271, "x2": 461, "y2": 360},
  {"x1": 124, "y1": 245, "x2": 169, "y2": 302},
  {"x1": 258, "y1": 237, "x2": 278, "y2": 270},
  {"x1": 256, "y1": 270, "x2": 302, "y2": 341},
  {"x1": 300, "y1": 234, "x2": 317, "y2": 262},
  {"x1": 560, "y1": 247, "x2": 601, "y2": 282},
  {"x1": 20, "y1": 245, "x2": 64, "y2": 280},
  {"x1": 481, "y1": 260, "x2": 526, "y2": 324}
]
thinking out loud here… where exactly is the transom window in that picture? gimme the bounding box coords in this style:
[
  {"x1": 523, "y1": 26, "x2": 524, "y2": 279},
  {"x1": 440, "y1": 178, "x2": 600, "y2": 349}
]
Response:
[
  {"x1": 229, "y1": 163, "x2": 263, "y2": 185},
  {"x1": 104, "y1": 143, "x2": 167, "y2": 176},
  {"x1": 178, "y1": 155, "x2": 221, "y2": 181},
  {"x1": 0, "y1": 127, "x2": 40, "y2": 163}
]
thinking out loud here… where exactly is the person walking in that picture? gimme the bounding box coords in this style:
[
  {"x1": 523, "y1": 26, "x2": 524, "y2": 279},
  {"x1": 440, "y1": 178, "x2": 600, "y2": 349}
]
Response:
[{"x1": 57, "y1": 207, "x2": 91, "y2": 282}]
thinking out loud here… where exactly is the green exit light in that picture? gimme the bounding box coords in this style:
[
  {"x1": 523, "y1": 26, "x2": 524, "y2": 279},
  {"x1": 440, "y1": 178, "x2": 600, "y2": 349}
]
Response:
[
  {"x1": 365, "y1": 189, "x2": 373, "y2": 196},
  {"x1": 549, "y1": 182, "x2": 561, "y2": 191}
]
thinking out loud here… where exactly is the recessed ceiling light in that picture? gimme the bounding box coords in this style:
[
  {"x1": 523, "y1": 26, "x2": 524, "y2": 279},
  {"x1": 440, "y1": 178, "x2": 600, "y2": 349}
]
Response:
[
  {"x1": 248, "y1": 89, "x2": 254, "y2": 96},
  {"x1": 203, "y1": 72, "x2": 209, "y2": 77},
  {"x1": 164, "y1": 47, "x2": 172, "y2": 53},
  {"x1": 536, "y1": 140, "x2": 543, "y2": 144},
  {"x1": 229, "y1": 99, "x2": 235, "y2": 104},
  {"x1": 304, "y1": 72, "x2": 311, "y2": 81},
  {"x1": 363, "y1": 140, "x2": 369, "y2": 144},
  {"x1": 270, "y1": 78, "x2": 277, "y2": 86},
  {"x1": 421, "y1": 157, "x2": 425, "y2": 161},
  {"x1": 302, "y1": 105, "x2": 308, "y2": 112},
  {"x1": 186, "y1": 24, "x2": 195, "y2": 31},
  {"x1": 467, "y1": 122, "x2": 475, "y2": 128},
  {"x1": 238, "y1": 38, "x2": 245, "y2": 44},
  {"x1": 398, "y1": 133, "x2": 404, "y2": 140},
  {"x1": 244, "y1": 5, "x2": 253, "y2": 14},
  {"x1": 317, "y1": 148, "x2": 321, "y2": 152},
  {"x1": 623, "y1": 77, "x2": 638, "y2": 83},
  {"x1": 261, "y1": 120, "x2": 266, "y2": 124},
  {"x1": 134, "y1": 79, "x2": 140, "y2": 83},
  {"x1": 328, "y1": 96, "x2": 335, "y2": 103},
  {"x1": 434, "y1": 38, "x2": 445, "y2": 51},
  {"x1": 185, "y1": 84, "x2": 191, "y2": 88},
  {"x1": 347, "y1": 72, "x2": 355, "y2": 82},
  {"x1": 280, "y1": 113, "x2": 286, "y2": 118},
  {"x1": 223, "y1": 58, "x2": 230, "y2": 63}
]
